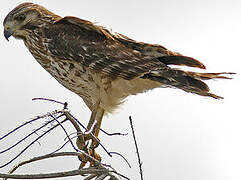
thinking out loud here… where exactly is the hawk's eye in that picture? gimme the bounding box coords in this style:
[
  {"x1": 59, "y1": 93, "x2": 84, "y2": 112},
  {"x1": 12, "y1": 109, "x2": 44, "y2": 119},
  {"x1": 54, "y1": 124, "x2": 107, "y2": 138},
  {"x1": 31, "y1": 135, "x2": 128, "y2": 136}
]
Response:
[{"x1": 15, "y1": 14, "x2": 26, "y2": 22}]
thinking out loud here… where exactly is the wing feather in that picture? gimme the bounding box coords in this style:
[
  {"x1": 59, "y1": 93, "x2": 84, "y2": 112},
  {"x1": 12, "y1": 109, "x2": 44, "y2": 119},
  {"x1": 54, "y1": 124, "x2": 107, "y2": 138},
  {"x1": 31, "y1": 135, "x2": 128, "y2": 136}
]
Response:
[
  {"x1": 42, "y1": 16, "x2": 164, "y2": 79},
  {"x1": 113, "y1": 33, "x2": 206, "y2": 69}
]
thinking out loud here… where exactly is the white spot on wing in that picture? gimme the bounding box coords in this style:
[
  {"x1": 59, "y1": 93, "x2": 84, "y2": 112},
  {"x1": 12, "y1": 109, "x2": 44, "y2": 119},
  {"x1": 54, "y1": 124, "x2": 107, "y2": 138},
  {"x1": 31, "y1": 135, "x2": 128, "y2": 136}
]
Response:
[{"x1": 82, "y1": 46, "x2": 88, "y2": 51}]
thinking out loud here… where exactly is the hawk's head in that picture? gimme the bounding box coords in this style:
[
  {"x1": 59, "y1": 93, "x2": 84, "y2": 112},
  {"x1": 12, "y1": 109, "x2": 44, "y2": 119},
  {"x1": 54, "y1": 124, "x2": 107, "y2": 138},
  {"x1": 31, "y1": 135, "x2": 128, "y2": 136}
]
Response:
[{"x1": 3, "y1": 2, "x2": 61, "y2": 41}]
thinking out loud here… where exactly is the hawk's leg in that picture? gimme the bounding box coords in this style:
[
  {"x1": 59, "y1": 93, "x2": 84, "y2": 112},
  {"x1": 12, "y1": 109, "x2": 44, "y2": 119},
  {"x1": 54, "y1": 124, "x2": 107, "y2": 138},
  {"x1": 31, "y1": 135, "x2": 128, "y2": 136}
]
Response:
[
  {"x1": 88, "y1": 106, "x2": 104, "y2": 165},
  {"x1": 86, "y1": 100, "x2": 105, "y2": 141},
  {"x1": 86, "y1": 101, "x2": 105, "y2": 148},
  {"x1": 86, "y1": 100, "x2": 100, "y2": 131},
  {"x1": 76, "y1": 100, "x2": 105, "y2": 165},
  {"x1": 93, "y1": 108, "x2": 104, "y2": 138}
]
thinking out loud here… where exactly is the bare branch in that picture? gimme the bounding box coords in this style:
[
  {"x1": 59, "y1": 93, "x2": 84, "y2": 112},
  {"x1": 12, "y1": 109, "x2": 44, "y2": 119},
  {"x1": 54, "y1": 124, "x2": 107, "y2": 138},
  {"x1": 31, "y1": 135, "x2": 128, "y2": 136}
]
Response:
[
  {"x1": 83, "y1": 174, "x2": 97, "y2": 180},
  {"x1": 0, "y1": 100, "x2": 133, "y2": 180},
  {"x1": 48, "y1": 113, "x2": 79, "y2": 152},
  {"x1": 0, "y1": 168, "x2": 114, "y2": 179},
  {"x1": 7, "y1": 152, "x2": 83, "y2": 175},
  {"x1": 0, "y1": 114, "x2": 62, "y2": 154},
  {"x1": 32, "y1": 98, "x2": 66, "y2": 106},
  {"x1": 0, "y1": 110, "x2": 61, "y2": 141},
  {"x1": 129, "y1": 116, "x2": 144, "y2": 180},
  {"x1": 0, "y1": 117, "x2": 42, "y2": 141},
  {"x1": 109, "y1": 152, "x2": 131, "y2": 168},
  {"x1": 0, "y1": 117, "x2": 67, "y2": 168},
  {"x1": 2, "y1": 152, "x2": 128, "y2": 180},
  {"x1": 99, "y1": 128, "x2": 128, "y2": 137},
  {"x1": 63, "y1": 111, "x2": 113, "y2": 158}
]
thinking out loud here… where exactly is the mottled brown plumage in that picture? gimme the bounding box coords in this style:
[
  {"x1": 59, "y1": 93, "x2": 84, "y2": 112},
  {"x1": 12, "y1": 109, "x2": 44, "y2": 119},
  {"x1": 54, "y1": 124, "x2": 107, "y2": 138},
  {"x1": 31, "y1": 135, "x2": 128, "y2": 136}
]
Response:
[{"x1": 3, "y1": 3, "x2": 232, "y2": 137}]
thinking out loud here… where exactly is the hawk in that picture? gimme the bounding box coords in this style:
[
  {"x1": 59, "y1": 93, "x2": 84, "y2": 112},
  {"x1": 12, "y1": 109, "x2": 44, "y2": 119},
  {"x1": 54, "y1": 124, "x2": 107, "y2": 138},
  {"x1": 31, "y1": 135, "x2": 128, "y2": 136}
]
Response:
[{"x1": 3, "y1": 3, "x2": 232, "y2": 144}]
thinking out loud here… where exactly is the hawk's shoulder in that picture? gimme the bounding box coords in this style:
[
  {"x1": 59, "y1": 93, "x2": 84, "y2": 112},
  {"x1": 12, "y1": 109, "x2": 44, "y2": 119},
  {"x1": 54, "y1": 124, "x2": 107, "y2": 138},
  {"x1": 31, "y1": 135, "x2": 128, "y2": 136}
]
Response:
[{"x1": 54, "y1": 16, "x2": 116, "y2": 42}]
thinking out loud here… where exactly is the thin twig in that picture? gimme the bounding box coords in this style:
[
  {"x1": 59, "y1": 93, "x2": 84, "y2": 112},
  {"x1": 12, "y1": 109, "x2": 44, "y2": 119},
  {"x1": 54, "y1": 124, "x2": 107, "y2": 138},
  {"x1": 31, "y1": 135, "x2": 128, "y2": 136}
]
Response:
[
  {"x1": 100, "y1": 128, "x2": 128, "y2": 136},
  {"x1": 0, "y1": 116, "x2": 61, "y2": 154},
  {"x1": 109, "y1": 152, "x2": 131, "y2": 168},
  {"x1": 3, "y1": 152, "x2": 128, "y2": 180},
  {"x1": 7, "y1": 152, "x2": 83, "y2": 175},
  {"x1": 0, "y1": 109, "x2": 60, "y2": 141},
  {"x1": 32, "y1": 98, "x2": 66, "y2": 106},
  {"x1": 0, "y1": 117, "x2": 42, "y2": 141},
  {"x1": 50, "y1": 139, "x2": 70, "y2": 154},
  {"x1": 0, "y1": 169, "x2": 115, "y2": 179},
  {"x1": 129, "y1": 116, "x2": 144, "y2": 180},
  {"x1": 48, "y1": 114, "x2": 79, "y2": 152},
  {"x1": 62, "y1": 110, "x2": 86, "y2": 148},
  {"x1": 61, "y1": 110, "x2": 132, "y2": 170},
  {"x1": 0, "y1": 100, "x2": 132, "y2": 179},
  {"x1": 0, "y1": 117, "x2": 67, "y2": 168},
  {"x1": 64, "y1": 111, "x2": 113, "y2": 157}
]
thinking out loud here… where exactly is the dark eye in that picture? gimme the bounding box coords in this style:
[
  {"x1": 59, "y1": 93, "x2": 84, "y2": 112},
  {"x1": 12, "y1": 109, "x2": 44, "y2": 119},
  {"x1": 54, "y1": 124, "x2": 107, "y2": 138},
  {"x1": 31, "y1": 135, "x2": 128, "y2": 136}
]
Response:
[{"x1": 15, "y1": 14, "x2": 26, "y2": 21}]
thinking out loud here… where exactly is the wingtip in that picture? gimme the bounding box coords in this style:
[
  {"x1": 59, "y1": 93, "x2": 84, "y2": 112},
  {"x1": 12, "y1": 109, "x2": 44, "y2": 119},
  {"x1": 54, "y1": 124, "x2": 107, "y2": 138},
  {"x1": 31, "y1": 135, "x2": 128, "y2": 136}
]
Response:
[
  {"x1": 199, "y1": 63, "x2": 206, "y2": 70},
  {"x1": 208, "y1": 93, "x2": 224, "y2": 99}
]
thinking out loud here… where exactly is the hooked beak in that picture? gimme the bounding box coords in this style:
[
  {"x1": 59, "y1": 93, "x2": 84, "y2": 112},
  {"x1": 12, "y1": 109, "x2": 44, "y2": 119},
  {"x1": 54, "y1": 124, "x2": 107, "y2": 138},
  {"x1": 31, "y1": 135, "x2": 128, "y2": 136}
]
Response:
[{"x1": 4, "y1": 29, "x2": 13, "y2": 41}]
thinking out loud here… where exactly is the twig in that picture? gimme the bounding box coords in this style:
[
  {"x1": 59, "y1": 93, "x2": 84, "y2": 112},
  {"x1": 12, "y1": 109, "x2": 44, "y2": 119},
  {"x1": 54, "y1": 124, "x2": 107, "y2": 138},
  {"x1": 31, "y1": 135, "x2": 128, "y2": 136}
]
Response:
[
  {"x1": 100, "y1": 128, "x2": 128, "y2": 136},
  {"x1": 0, "y1": 117, "x2": 67, "y2": 168},
  {"x1": 6, "y1": 152, "x2": 83, "y2": 175},
  {"x1": 50, "y1": 139, "x2": 70, "y2": 154},
  {"x1": 32, "y1": 98, "x2": 66, "y2": 106},
  {"x1": 55, "y1": 110, "x2": 132, "y2": 171},
  {"x1": 63, "y1": 111, "x2": 113, "y2": 157},
  {"x1": 0, "y1": 115, "x2": 62, "y2": 154},
  {"x1": 2, "y1": 152, "x2": 128, "y2": 180},
  {"x1": 62, "y1": 110, "x2": 86, "y2": 148},
  {"x1": 129, "y1": 116, "x2": 144, "y2": 180},
  {"x1": 0, "y1": 110, "x2": 60, "y2": 141},
  {"x1": 0, "y1": 168, "x2": 116, "y2": 179},
  {"x1": 0, "y1": 99, "x2": 132, "y2": 179},
  {"x1": 48, "y1": 114, "x2": 79, "y2": 152},
  {"x1": 0, "y1": 117, "x2": 42, "y2": 141},
  {"x1": 83, "y1": 174, "x2": 97, "y2": 180},
  {"x1": 109, "y1": 152, "x2": 131, "y2": 168}
]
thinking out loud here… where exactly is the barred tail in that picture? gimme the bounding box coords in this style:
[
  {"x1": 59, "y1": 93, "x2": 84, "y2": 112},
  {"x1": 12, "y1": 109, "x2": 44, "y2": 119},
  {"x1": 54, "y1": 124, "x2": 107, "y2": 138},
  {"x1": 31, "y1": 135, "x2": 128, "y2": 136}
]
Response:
[{"x1": 142, "y1": 69, "x2": 234, "y2": 99}]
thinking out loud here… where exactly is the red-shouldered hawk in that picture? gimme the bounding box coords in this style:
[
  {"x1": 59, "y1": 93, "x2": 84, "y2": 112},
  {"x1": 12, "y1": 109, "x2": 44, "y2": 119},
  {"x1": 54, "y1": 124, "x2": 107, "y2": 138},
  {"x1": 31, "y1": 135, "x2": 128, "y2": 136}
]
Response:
[{"x1": 3, "y1": 3, "x2": 232, "y2": 145}]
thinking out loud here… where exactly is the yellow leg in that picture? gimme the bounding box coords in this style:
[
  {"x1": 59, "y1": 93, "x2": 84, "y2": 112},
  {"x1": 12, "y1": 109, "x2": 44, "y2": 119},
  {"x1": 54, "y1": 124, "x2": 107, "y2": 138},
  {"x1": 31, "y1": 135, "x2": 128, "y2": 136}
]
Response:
[
  {"x1": 77, "y1": 101, "x2": 104, "y2": 167},
  {"x1": 86, "y1": 100, "x2": 105, "y2": 138},
  {"x1": 89, "y1": 107, "x2": 104, "y2": 149},
  {"x1": 94, "y1": 108, "x2": 104, "y2": 137},
  {"x1": 87, "y1": 100, "x2": 100, "y2": 131}
]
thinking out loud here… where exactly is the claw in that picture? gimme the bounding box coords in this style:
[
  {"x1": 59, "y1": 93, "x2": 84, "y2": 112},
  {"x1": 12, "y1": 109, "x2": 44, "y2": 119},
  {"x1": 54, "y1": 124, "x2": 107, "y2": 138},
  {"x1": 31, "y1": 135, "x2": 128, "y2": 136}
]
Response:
[{"x1": 76, "y1": 136, "x2": 88, "y2": 150}]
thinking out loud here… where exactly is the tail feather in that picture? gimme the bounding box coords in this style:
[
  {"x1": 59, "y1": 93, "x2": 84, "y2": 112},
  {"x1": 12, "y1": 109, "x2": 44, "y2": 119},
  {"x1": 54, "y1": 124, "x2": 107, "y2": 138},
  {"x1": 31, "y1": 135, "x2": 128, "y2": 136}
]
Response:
[
  {"x1": 142, "y1": 69, "x2": 233, "y2": 99},
  {"x1": 114, "y1": 33, "x2": 234, "y2": 98},
  {"x1": 186, "y1": 72, "x2": 235, "y2": 80}
]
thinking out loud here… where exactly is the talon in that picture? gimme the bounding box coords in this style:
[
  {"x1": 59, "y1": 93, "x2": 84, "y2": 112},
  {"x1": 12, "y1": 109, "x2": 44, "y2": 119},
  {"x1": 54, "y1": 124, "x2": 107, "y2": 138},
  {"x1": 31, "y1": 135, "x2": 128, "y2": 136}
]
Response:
[
  {"x1": 89, "y1": 149, "x2": 102, "y2": 167},
  {"x1": 90, "y1": 137, "x2": 100, "y2": 149},
  {"x1": 78, "y1": 130, "x2": 100, "y2": 150},
  {"x1": 93, "y1": 151, "x2": 101, "y2": 162},
  {"x1": 79, "y1": 160, "x2": 87, "y2": 169},
  {"x1": 76, "y1": 137, "x2": 87, "y2": 150},
  {"x1": 78, "y1": 153, "x2": 88, "y2": 169},
  {"x1": 83, "y1": 134, "x2": 91, "y2": 141}
]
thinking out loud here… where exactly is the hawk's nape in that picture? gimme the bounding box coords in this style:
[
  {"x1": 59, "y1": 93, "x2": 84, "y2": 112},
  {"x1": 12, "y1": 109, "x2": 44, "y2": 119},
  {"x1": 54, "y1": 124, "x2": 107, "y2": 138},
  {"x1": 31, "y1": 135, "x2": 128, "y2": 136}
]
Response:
[{"x1": 3, "y1": 2, "x2": 233, "y2": 159}]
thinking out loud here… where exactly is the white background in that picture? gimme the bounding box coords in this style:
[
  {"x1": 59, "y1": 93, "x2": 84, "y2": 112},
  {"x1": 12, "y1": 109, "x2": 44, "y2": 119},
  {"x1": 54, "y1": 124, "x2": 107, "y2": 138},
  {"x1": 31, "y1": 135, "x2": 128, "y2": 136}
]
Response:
[{"x1": 0, "y1": 0, "x2": 240, "y2": 180}]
